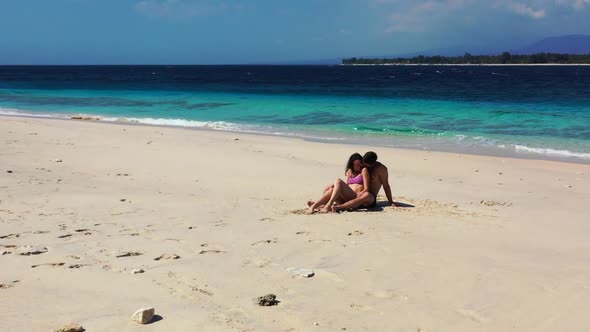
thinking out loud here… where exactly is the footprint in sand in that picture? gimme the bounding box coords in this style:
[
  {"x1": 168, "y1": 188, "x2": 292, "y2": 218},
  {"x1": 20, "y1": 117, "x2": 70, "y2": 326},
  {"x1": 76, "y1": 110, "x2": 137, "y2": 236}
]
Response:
[
  {"x1": 154, "y1": 254, "x2": 181, "y2": 261},
  {"x1": 251, "y1": 239, "x2": 278, "y2": 246},
  {"x1": 393, "y1": 196, "x2": 472, "y2": 216},
  {"x1": 16, "y1": 245, "x2": 48, "y2": 256},
  {"x1": 214, "y1": 221, "x2": 228, "y2": 227},
  {"x1": 31, "y1": 262, "x2": 66, "y2": 268},
  {"x1": 199, "y1": 250, "x2": 226, "y2": 255},
  {"x1": 0, "y1": 233, "x2": 19, "y2": 239},
  {"x1": 115, "y1": 251, "x2": 143, "y2": 258},
  {"x1": 0, "y1": 280, "x2": 20, "y2": 289},
  {"x1": 348, "y1": 230, "x2": 364, "y2": 236},
  {"x1": 349, "y1": 303, "x2": 372, "y2": 311},
  {"x1": 191, "y1": 286, "x2": 213, "y2": 296},
  {"x1": 58, "y1": 230, "x2": 93, "y2": 238}
]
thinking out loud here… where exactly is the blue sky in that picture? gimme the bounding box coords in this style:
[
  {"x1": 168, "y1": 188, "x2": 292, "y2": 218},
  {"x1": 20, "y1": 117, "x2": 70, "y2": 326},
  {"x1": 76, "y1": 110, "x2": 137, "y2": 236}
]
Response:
[{"x1": 0, "y1": 0, "x2": 589, "y2": 64}]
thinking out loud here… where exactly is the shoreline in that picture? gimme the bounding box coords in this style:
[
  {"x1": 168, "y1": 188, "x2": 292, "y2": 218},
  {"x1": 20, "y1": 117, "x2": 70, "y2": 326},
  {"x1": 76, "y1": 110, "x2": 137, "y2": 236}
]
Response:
[{"x1": 2, "y1": 111, "x2": 590, "y2": 165}]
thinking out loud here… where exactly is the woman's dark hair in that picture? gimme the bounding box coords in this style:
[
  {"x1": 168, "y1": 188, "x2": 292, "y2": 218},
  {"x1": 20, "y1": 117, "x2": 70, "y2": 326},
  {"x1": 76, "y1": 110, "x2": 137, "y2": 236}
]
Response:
[{"x1": 345, "y1": 153, "x2": 363, "y2": 175}]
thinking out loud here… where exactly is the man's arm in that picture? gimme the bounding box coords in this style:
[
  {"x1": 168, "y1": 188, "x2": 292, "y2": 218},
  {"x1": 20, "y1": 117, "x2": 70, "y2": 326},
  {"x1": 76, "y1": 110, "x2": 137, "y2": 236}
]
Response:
[
  {"x1": 380, "y1": 167, "x2": 396, "y2": 207},
  {"x1": 360, "y1": 168, "x2": 370, "y2": 194}
]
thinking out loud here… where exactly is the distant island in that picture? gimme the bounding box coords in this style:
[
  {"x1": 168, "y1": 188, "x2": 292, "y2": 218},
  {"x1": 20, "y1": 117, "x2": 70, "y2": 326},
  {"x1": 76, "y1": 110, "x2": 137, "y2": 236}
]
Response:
[{"x1": 342, "y1": 52, "x2": 590, "y2": 65}]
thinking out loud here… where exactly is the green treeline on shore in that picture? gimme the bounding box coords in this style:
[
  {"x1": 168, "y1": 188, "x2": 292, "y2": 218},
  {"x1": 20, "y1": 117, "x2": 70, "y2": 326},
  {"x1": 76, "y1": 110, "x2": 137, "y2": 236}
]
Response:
[{"x1": 342, "y1": 52, "x2": 590, "y2": 65}]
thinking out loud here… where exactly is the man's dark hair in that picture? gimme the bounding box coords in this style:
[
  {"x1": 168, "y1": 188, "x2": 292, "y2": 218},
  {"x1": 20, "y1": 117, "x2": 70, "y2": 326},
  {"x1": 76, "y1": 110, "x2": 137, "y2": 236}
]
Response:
[{"x1": 362, "y1": 151, "x2": 378, "y2": 164}]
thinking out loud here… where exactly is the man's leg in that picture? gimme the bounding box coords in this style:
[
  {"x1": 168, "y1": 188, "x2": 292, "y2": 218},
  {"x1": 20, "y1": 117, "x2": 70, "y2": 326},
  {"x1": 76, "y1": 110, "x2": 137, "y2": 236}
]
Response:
[
  {"x1": 332, "y1": 192, "x2": 374, "y2": 212},
  {"x1": 321, "y1": 179, "x2": 357, "y2": 213}
]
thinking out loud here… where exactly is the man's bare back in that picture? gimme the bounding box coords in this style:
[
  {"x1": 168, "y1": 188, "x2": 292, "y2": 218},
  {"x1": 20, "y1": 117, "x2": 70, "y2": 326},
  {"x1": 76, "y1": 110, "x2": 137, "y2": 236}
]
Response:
[{"x1": 367, "y1": 161, "x2": 388, "y2": 197}]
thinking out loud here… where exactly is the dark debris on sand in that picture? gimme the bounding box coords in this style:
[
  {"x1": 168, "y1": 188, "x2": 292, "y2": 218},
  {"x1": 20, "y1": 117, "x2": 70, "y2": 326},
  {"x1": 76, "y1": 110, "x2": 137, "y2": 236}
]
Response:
[{"x1": 257, "y1": 294, "x2": 279, "y2": 306}]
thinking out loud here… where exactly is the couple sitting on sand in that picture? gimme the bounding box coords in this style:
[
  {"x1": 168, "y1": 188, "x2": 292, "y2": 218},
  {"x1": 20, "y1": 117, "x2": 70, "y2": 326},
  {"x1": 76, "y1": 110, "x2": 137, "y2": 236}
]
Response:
[{"x1": 307, "y1": 151, "x2": 396, "y2": 214}]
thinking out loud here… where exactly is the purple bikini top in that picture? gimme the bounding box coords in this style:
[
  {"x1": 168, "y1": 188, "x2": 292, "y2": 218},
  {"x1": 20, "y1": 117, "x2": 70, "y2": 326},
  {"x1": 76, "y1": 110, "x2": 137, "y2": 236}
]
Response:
[{"x1": 347, "y1": 173, "x2": 363, "y2": 185}]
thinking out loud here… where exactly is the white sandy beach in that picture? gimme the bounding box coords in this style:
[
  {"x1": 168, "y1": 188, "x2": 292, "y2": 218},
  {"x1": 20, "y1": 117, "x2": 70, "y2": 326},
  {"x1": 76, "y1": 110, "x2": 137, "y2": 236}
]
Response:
[{"x1": 1, "y1": 116, "x2": 590, "y2": 331}]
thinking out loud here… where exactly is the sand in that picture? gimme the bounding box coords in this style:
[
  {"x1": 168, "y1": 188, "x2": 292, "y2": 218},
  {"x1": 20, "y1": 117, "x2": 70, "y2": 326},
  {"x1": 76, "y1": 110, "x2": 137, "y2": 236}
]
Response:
[{"x1": 1, "y1": 116, "x2": 589, "y2": 331}]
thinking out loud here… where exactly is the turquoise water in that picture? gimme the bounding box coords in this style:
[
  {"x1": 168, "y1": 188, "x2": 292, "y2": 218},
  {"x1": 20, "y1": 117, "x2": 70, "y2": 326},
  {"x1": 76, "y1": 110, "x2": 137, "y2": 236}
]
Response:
[{"x1": 1, "y1": 65, "x2": 589, "y2": 162}]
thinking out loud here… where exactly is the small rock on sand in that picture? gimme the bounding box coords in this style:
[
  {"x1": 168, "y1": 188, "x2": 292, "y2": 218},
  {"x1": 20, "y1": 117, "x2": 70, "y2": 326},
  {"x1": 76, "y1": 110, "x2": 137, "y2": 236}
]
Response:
[
  {"x1": 257, "y1": 294, "x2": 279, "y2": 306},
  {"x1": 287, "y1": 268, "x2": 315, "y2": 278},
  {"x1": 51, "y1": 322, "x2": 85, "y2": 332},
  {"x1": 131, "y1": 268, "x2": 145, "y2": 274},
  {"x1": 16, "y1": 245, "x2": 48, "y2": 256},
  {"x1": 132, "y1": 307, "x2": 155, "y2": 324},
  {"x1": 6, "y1": 170, "x2": 13, "y2": 173}
]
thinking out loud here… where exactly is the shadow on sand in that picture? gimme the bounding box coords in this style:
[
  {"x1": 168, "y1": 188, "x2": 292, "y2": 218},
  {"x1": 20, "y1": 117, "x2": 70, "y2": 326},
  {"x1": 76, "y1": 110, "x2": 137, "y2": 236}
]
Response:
[{"x1": 355, "y1": 200, "x2": 415, "y2": 212}]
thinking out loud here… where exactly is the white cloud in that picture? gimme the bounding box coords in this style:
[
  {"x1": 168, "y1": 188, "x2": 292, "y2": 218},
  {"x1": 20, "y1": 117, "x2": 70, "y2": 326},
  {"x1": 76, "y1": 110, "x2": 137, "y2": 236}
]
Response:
[
  {"x1": 556, "y1": 0, "x2": 590, "y2": 9},
  {"x1": 507, "y1": 2, "x2": 546, "y2": 18},
  {"x1": 378, "y1": 0, "x2": 557, "y2": 33},
  {"x1": 382, "y1": 0, "x2": 473, "y2": 33}
]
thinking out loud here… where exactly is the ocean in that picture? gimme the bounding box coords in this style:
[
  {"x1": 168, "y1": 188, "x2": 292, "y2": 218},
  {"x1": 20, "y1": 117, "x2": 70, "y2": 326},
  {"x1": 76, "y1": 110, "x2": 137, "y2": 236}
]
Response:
[{"x1": 1, "y1": 65, "x2": 589, "y2": 163}]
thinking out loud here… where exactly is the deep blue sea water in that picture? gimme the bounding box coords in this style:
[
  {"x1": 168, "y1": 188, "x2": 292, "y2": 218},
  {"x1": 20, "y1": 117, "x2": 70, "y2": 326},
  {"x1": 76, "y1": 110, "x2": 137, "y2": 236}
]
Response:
[{"x1": 1, "y1": 65, "x2": 589, "y2": 163}]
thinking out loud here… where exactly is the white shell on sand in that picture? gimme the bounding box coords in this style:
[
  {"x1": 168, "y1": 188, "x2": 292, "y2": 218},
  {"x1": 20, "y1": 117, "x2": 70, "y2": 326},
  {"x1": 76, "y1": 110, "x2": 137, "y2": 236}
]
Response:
[
  {"x1": 132, "y1": 307, "x2": 155, "y2": 324},
  {"x1": 287, "y1": 268, "x2": 315, "y2": 278}
]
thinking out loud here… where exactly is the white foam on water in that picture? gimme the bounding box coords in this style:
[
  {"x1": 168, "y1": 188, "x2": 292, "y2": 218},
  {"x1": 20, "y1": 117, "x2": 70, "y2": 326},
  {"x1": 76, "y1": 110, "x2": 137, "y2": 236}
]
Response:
[
  {"x1": 514, "y1": 145, "x2": 590, "y2": 160},
  {"x1": 100, "y1": 116, "x2": 346, "y2": 141},
  {"x1": 0, "y1": 107, "x2": 58, "y2": 118},
  {"x1": 106, "y1": 116, "x2": 239, "y2": 130}
]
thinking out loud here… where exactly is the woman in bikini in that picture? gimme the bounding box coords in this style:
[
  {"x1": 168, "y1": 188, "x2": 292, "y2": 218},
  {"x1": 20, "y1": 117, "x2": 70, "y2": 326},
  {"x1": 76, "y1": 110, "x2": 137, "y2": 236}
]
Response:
[{"x1": 306, "y1": 153, "x2": 369, "y2": 214}]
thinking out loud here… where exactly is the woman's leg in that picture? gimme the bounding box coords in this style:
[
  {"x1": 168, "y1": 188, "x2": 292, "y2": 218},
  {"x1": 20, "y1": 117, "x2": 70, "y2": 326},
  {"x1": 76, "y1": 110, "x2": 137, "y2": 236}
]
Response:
[
  {"x1": 307, "y1": 188, "x2": 334, "y2": 214},
  {"x1": 320, "y1": 179, "x2": 358, "y2": 213}
]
